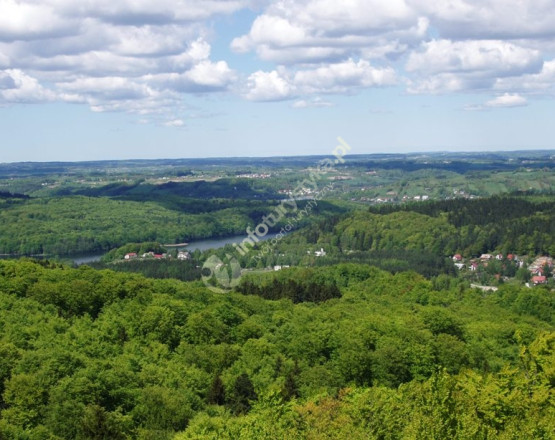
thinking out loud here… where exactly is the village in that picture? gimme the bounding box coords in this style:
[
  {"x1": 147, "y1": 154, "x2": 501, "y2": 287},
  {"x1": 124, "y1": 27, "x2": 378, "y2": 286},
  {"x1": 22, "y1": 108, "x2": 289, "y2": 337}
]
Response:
[
  {"x1": 123, "y1": 250, "x2": 191, "y2": 261},
  {"x1": 452, "y1": 253, "x2": 553, "y2": 287}
]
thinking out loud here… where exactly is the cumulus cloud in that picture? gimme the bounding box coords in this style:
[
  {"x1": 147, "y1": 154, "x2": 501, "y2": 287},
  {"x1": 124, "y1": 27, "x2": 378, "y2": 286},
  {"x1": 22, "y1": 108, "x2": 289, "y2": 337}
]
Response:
[
  {"x1": 0, "y1": 69, "x2": 55, "y2": 102},
  {"x1": 291, "y1": 97, "x2": 333, "y2": 109},
  {"x1": 163, "y1": 119, "x2": 185, "y2": 127},
  {"x1": 406, "y1": 39, "x2": 544, "y2": 93},
  {"x1": 465, "y1": 93, "x2": 528, "y2": 111},
  {"x1": 2, "y1": 0, "x2": 555, "y2": 116},
  {"x1": 0, "y1": 0, "x2": 244, "y2": 118},
  {"x1": 494, "y1": 59, "x2": 555, "y2": 94},
  {"x1": 294, "y1": 59, "x2": 397, "y2": 93},
  {"x1": 485, "y1": 93, "x2": 528, "y2": 108},
  {"x1": 406, "y1": 40, "x2": 542, "y2": 76},
  {"x1": 232, "y1": 0, "x2": 427, "y2": 64},
  {"x1": 411, "y1": 0, "x2": 555, "y2": 40},
  {"x1": 231, "y1": 0, "x2": 555, "y2": 104},
  {"x1": 244, "y1": 59, "x2": 396, "y2": 101},
  {"x1": 245, "y1": 70, "x2": 294, "y2": 101}
]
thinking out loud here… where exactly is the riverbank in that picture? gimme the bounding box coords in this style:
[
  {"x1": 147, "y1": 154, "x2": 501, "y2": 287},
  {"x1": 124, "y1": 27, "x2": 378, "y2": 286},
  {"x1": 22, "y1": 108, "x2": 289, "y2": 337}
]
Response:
[{"x1": 0, "y1": 233, "x2": 280, "y2": 265}]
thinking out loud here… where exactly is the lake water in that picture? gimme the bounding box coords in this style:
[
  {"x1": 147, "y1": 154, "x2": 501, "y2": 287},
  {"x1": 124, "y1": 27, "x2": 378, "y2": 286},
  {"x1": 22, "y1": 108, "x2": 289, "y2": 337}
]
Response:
[
  {"x1": 183, "y1": 232, "x2": 278, "y2": 252},
  {"x1": 74, "y1": 232, "x2": 279, "y2": 264}
]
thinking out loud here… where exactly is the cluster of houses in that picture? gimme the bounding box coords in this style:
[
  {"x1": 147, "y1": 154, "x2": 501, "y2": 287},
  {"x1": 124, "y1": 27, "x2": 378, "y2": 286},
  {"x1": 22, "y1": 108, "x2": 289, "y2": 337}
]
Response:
[
  {"x1": 124, "y1": 250, "x2": 191, "y2": 261},
  {"x1": 273, "y1": 265, "x2": 291, "y2": 271},
  {"x1": 307, "y1": 248, "x2": 327, "y2": 257},
  {"x1": 452, "y1": 253, "x2": 553, "y2": 285},
  {"x1": 236, "y1": 173, "x2": 271, "y2": 179},
  {"x1": 527, "y1": 256, "x2": 553, "y2": 285}
]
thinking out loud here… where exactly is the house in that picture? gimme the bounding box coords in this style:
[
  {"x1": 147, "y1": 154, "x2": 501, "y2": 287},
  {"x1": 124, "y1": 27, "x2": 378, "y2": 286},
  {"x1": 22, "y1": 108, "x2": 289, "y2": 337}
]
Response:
[
  {"x1": 452, "y1": 254, "x2": 463, "y2": 262},
  {"x1": 507, "y1": 254, "x2": 515, "y2": 261},
  {"x1": 177, "y1": 251, "x2": 190, "y2": 260},
  {"x1": 314, "y1": 248, "x2": 326, "y2": 257},
  {"x1": 470, "y1": 262, "x2": 479, "y2": 271},
  {"x1": 274, "y1": 265, "x2": 282, "y2": 271},
  {"x1": 124, "y1": 253, "x2": 137, "y2": 260},
  {"x1": 529, "y1": 267, "x2": 544, "y2": 276},
  {"x1": 455, "y1": 263, "x2": 465, "y2": 270},
  {"x1": 496, "y1": 254, "x2": 503, "y2": 261},
  {"x1": 153, "y1": 254, "x2": 164, "y2": 259},
  {"x1": 532, "y1": 275, "x2": 547, "y2": 285},
  {"x1": 480, "y1": 254, "x2": 492, "y2": 261}
]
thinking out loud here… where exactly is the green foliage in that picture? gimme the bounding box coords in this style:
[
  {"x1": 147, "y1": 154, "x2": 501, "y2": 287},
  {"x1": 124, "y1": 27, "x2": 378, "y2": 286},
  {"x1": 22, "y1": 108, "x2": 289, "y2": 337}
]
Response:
[
  {"x1": 0, "y1": 196, "x2": 259, "y2": 255},
  {"x1": 229, "y1": 373, "x2": 258, "y2": 415},
  {"x1": 0, "y1": 259, "x2": 553, "y2": 439},
  {"x1": 237, "y1": 267, "x2": 341, "y2": 303},
  {"x1": 295, "y1": 195, "x2": 555, "y2": 263}
]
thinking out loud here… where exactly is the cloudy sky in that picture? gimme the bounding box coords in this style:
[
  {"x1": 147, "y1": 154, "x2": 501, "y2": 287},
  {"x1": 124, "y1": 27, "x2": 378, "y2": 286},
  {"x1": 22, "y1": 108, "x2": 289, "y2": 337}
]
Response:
[{"x1": 1, "y1": 0, "x2": 555, "y2": 162}]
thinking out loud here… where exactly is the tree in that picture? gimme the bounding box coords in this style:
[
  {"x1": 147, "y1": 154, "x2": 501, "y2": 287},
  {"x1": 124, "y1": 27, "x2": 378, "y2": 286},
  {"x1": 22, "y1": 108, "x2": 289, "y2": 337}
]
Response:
[
  {"x1": 206, "y1": 375, "x2": 226, "y2": 406},
  {"x1": 229, "y1": 373, "x2": 257, "y2": 415}
]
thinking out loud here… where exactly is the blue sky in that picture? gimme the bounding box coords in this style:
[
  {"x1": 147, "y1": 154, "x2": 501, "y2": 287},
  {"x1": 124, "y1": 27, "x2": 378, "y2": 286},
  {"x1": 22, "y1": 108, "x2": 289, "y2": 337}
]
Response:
[{"x1": 1, "y1": 0, "x2": 555, "y2": 162}]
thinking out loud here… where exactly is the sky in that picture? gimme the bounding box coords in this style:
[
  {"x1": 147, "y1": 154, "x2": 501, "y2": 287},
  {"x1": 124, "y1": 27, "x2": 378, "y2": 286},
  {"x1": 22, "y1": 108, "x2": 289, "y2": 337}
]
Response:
[{"x1": 1, "y1": 0, "x2": 555, "y2": 162}]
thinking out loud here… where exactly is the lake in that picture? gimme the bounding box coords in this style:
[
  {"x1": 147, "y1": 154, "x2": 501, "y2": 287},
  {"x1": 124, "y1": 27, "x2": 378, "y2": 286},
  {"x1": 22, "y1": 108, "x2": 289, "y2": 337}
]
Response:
[
  {"x1": 72, "y1": 232, "x2": 280, "y2": 265},
  {"x1": 0, "y1": 232, "x2": 281, "y2": 265},
  {"x1": 183, "y1": 232, "x2": 279, "y2": 252}
]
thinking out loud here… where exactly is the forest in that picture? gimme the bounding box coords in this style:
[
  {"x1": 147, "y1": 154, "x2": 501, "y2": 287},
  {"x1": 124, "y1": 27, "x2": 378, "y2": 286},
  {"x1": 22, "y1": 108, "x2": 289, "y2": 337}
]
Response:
[
  {"x1": 0, "y1": 259, "x2": 553, "y2": 439},
  {"x1": 279, "y1": 194, "x2": 555, "y2": 258}
]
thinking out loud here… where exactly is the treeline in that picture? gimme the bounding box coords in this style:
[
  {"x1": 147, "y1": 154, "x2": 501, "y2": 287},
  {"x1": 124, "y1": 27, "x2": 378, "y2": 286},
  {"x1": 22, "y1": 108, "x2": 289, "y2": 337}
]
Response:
[
  {"x1": 315, "y1": 249, "x2": 457, "y2": 278},
  {"x1": 237, "y1": 268, "x2": 341, "y2": 303},
  {"x1": 55, "y1": 178, "x2": 282, "y2": 202},
  {"x1": 0, "y1": 197, "x2": 258, "y2": 255},
  {"x1": 89, "y1": 259, "x2": 202, "y2": 282},
  {"x1": 0, "y1": 260, "x2": 553, "y2": 439},
  {"x1": 368, "y1": 194, "x2": 554, "y2": 227},
  {"x1": 0, "y1": 191, "x2": 29, "y2": 199}
]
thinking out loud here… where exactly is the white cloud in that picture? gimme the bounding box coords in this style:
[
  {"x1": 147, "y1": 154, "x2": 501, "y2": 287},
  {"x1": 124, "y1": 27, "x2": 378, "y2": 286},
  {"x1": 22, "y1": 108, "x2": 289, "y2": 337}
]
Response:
[
  {"x1": 406, "y1": 40, "x2": 542, "y2": 76},
  {"x1": 245, "y1": 70, "x2": 294, "y2": 101},
  {"x1": 292, "y1": 97, "x2": 333, "y2": 108},
  {"x1": 163, "y1": 119, "x2": 185, "y2": 127},
  {"x1": 294, "y1": 59, "x2": 397, "y2": 94},
  {"x1": 494, "y1": 59, "x2": 555, "y2": 94},
  {"x1": 244, "y1": 59, "x2": 396, "y2": 101},
  {"x1": 0, "y1": 0, "x2": 75, "y2": 41},
  {"x1": 0, "y1": 69, "x2": 55, "y2": 102},
  {"x1": 406, "y1": 39, "x2": 544, "y2": 94},
  {"x1": 0, "y1": 0, "x2": 242, "y2": 116},
  {"x1": 232, "y1": 0, "x2": 426, "y2": 64},
  {"x1": 411, "y1": 0, "x2": 555, "y2": 40},
  {"x1": 184, "y1": 60, "x2": 236, "y2": 89},
  {"x1": 465, "y1": 93, "x2": 529, "y2": 111},
  {"x1": 485, "y1": 93, "x2": 528, "y2": 108}
]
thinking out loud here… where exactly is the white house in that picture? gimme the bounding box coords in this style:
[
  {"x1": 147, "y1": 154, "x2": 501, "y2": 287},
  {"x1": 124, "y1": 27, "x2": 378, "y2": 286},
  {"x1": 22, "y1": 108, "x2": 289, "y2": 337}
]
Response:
[{"x1": 314, "y1": 248, "x2": 326, "y2": 257}]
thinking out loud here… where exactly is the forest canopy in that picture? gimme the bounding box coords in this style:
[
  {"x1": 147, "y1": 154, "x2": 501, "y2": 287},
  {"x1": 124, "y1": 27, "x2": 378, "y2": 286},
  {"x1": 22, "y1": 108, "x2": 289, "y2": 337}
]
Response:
[{"x1": 0, "y1": 259, "x2": 553, "y2": 439}]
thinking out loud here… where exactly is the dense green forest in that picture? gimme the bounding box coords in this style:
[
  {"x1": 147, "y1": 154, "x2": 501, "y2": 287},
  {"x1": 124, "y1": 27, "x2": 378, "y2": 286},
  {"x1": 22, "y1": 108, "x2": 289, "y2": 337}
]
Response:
[
  {"x1": 282, "y1": 195, "x2": 555, "y2": 258},
  {"x1": 0, "y1": 259, "x2": 553, "y2": 439},
  {"x1": 0, "y1": 196, "x2": 253, "y2": 255}
]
